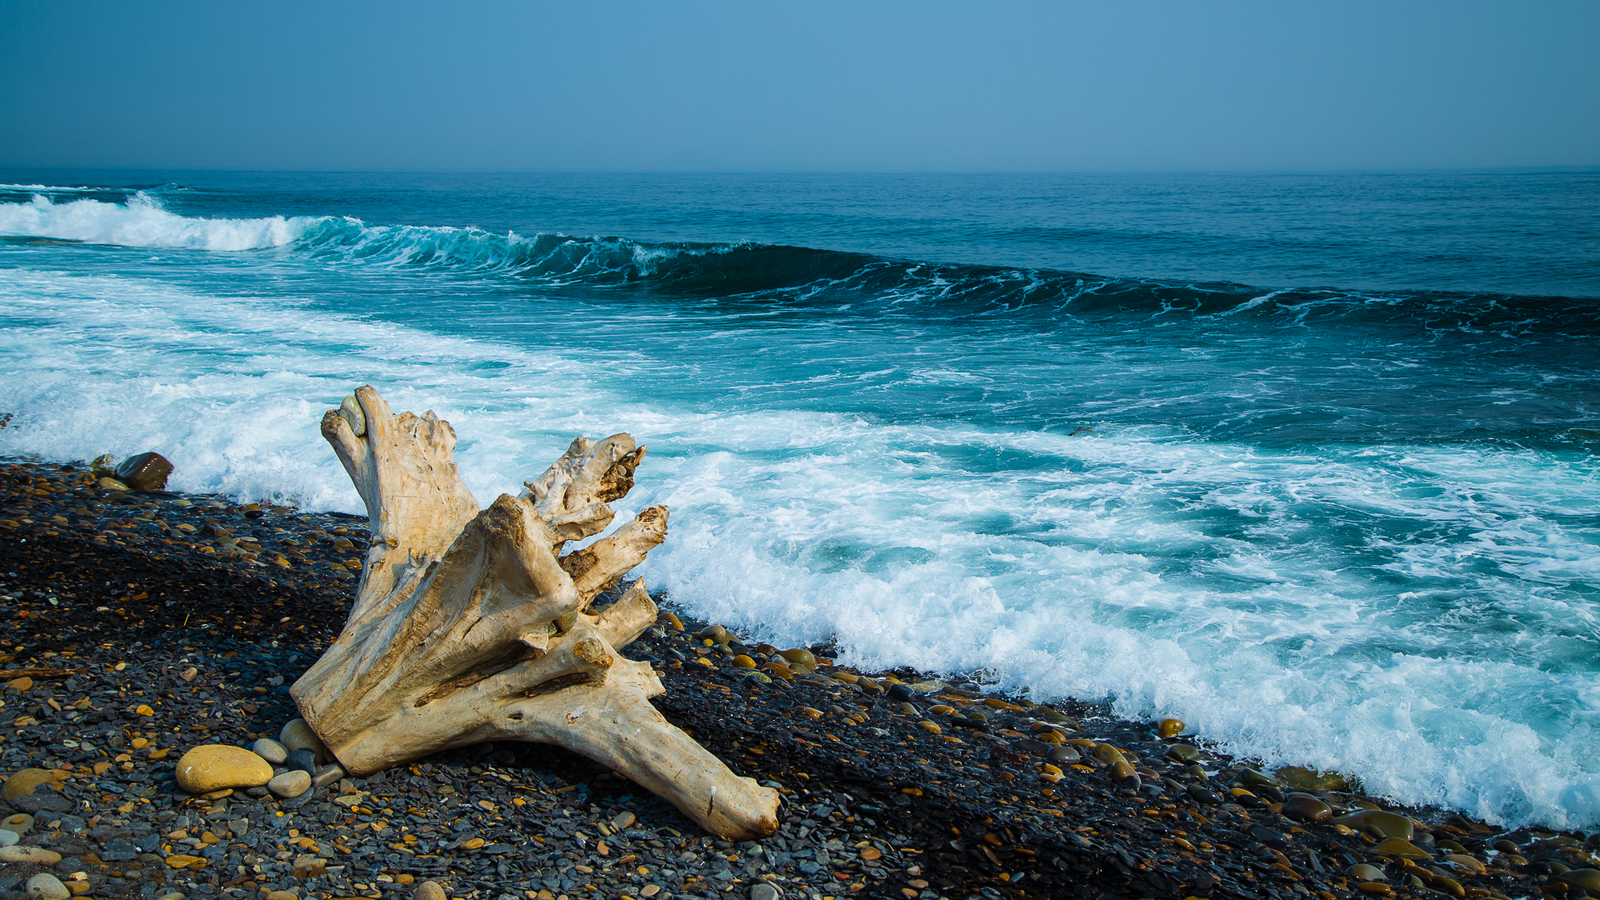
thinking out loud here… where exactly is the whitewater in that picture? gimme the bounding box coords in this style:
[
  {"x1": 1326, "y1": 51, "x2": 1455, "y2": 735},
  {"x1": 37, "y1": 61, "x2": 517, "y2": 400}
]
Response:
[{"x1": 2, "y1": 171, "x2": 1597, "y2": 832}]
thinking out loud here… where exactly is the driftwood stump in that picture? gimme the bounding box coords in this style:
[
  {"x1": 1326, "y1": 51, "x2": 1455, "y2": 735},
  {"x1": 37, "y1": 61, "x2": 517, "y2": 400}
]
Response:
[{"x1": 290, "y1": 386, "x2": 779, "y2": 840}]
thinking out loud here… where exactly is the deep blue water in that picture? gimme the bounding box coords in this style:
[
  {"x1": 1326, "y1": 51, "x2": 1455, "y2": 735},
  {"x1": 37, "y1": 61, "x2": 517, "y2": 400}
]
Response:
[{"x1": 2, "y1": 168, "x2": 1598, "y2": 829}]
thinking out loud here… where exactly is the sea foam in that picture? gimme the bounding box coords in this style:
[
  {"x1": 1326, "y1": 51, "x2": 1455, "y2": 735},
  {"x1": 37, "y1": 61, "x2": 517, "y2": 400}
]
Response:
[{"x1": 0, "y1": 192, "x2": 310, "y2": 251}]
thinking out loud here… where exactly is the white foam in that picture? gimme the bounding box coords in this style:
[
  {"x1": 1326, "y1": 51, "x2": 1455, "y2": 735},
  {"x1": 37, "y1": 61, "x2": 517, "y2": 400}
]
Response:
[{"x1": 0, "y1": 193, "x2": 312, "y2": 251}]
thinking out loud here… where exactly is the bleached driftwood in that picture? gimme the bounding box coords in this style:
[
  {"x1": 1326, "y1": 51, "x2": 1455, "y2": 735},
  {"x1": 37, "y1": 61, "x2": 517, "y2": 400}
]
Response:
[{"x1": 290, "y1": 386, "x2": 779, "y2": 840}]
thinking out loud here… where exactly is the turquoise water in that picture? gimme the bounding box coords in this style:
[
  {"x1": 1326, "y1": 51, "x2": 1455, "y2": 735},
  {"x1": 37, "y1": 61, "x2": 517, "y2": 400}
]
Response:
[{"x1": 1, "y1": 170, "x2": 1598, "y2": 830}]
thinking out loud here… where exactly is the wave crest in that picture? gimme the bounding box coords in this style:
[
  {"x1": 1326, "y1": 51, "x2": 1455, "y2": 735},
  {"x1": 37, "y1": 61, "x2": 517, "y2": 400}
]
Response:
[{"x1": 0, "y1": 191, "x2": 311, "y2": 251}]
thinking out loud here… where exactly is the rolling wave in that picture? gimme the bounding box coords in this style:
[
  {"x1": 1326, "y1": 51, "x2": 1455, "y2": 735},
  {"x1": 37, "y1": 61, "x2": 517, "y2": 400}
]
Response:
[{"x1": 5, "y1": 188, "x2": 1598, "y2": 336}]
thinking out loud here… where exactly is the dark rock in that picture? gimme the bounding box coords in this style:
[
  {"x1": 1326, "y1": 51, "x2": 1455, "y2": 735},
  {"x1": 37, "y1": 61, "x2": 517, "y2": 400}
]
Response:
[
  {"x1": 287, "y1": 747, "x2": 318, "y2": 774},
  {"x1": 114, "y1": 452, "x2": 174, "y2": 492},
  {"x1": 12, "y1": 794, "x2": 70, "y2": 814}
]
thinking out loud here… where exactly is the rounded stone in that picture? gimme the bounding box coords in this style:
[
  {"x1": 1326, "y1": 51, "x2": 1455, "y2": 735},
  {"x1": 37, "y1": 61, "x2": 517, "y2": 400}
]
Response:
[
  {"x1": 1238, "y1": 767, "x2": 1279, "y2": 788},
  {"x1": 250, "y1": 738, "x2": 289, "y2": 766},
  {"x1": 0, "y1": 846, "x2": 61, "y2": 864},
  {"x1": 25, "y1": 873, "x2": 69, "y2": 900},
  {"x1": 1092, "y1": 743, "x2": 1126, "y2": 766},
  {"x1": 1158, "y1": 718, "x2": 1185, "y2": 738},
  {"x1": 174, "y1": 745, "x2": 273, "y2": 793},
  {"x1": 1282, "y1": 793, "x2": 1332, "y2": 824},
  {"x1": 266, "y1": 892, "x2": 299, "y2": 900},
  {"x1": 279, "y1": 718, "x2": 329, "y2": 763},
  {"x1": 750, "y1": 884, "x2": 781, "y2": 900},
  {"x1": 1048, "y1": 745, "x2": 1081, "y2": 763},
  {"x1": 413, "y1": 881, "x2": 448, "y2": 900},
  {"x1": 1372, "y1": 837, "x2": 1431, "y2": 860},
  {"x1": 1557, "y1": 870, "x2": 1600, "y2": 893},
  {"x1": 2, "y1": 768, "x2": 64, "y2": 802},
  {"x1": 732, "y1": 655, "x2": 757, "y2": 669},
  {"x1": 1, "y1": 813, "x2": 33, "y2": 836},
  {"x1": 918, "y1": 721, "x2": 942, "y2": 735},
  {"x1": 1332, "y1": 810, "x2": 1415, "y2": 841},
  {"x1": 1165, "y1": 744, "x2": 1201, "y2": 763},
  {"x1": 268, "y1": 769, "x2": 312, "y2": 799},
  {"x1": 312, "y1": 763, "x2": 346, "y2": 788},
  {"x1": 0, "y1": 830, "x2": 17, "y2": 848},
  {"x1": 778, "y1": 648, "x2": 817, "y2": 671}
]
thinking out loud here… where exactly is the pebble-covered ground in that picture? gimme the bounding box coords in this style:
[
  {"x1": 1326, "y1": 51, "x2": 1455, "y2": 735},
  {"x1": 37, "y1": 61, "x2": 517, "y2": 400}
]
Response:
[{"x1": 1, "y1": 458, "x2": 1598, "y2": 900}]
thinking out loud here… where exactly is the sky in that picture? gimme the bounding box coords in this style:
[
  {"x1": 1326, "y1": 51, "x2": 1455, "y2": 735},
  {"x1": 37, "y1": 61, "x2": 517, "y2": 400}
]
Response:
[{"x1": 1, "y1": 1, "x2": 1597, "y2": 173}]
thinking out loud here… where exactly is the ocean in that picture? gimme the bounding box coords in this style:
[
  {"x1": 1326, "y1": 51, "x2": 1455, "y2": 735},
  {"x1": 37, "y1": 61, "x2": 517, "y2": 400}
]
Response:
[{"x1": 1, "y1": 168, "x2": 1597, "y2": 831}]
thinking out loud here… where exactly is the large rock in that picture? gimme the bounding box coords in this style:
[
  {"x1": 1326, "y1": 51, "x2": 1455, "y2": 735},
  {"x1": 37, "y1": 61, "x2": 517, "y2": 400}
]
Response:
[
  {"x1": 1, "y1": 769, "x2": 64, "y2": 802},
  {"x1": 114, "y1": 452, "x2": 174, "y2": 492},
  {"x1": 174, "y1": 745, "x2": 272, "y2": 793}
]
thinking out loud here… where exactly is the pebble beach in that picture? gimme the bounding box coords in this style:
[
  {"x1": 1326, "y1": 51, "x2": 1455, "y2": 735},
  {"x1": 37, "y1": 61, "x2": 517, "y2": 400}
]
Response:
[{"x1": 1, "y1": 457, "x2": 1597, "y2": 900}]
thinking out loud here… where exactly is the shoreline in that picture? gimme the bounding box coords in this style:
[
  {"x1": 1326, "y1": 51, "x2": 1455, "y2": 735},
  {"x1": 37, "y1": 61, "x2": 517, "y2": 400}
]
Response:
[{"x1": 0, "y1": 456, "x2": 1595, "y2": 900}]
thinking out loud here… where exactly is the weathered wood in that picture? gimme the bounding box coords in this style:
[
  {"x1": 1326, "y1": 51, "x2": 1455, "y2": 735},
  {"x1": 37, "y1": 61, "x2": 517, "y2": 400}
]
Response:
[{"x1": 291, "y1": 386, "x2": 779, "y2": 840}]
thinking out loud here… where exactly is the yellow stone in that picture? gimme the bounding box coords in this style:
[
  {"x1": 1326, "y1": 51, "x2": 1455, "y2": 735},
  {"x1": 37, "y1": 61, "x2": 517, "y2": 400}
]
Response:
[
  {"x1": 731, "y1": 655, "x2": 756, "y2": 669},
  {"x1": 461, "y1": 837, "x2": 485, "y2": 850},
  {"x1": 396, "y1": 873, "x2": 415, "y2": 884},
  {"x1": 134, "y1": 704, "x2": 154, "y2": 716},
  {"x1": 927, "y1": 705, "x2": 955, "y2": 715},
  {"x1": 1372, "y1": 838, "x2": 1431, "y2": 860},
  {"x1": 1445, "y1": 854, "x2": 1485, "y2": 874},
  {"x1": 2, "y1": 768, "x2": 66, "y2": 801},
  {"x1": 1158, "y1": 718, "x2": 1185, "y2": 738},
  {"x1": 174, "y1": 745, "x2": 273, "y2": 793},
  {"x1": 779, "y1": 648, "x2": 817, "y2": 671},
  {"x1": 1333, "y1": 810, "x2": 1415, "y2": 841},
  {"x1": 6, "y1": 677, "x2": 31, "y2": 692},
  {"x1": 1092, "y1": 743, "x2": 1126, "y2": 765},
  {"x1": 166, "y1": 854, "x2": 206, "y2": 869},
  {"x1": 917, "y1": 721, "x2": 941, "y2": 735}
]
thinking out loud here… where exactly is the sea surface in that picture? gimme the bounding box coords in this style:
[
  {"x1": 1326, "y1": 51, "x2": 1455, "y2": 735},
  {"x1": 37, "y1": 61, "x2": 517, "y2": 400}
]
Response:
[{"x1": 2, "y1": 169, "x2": 1598, "y2": 830}]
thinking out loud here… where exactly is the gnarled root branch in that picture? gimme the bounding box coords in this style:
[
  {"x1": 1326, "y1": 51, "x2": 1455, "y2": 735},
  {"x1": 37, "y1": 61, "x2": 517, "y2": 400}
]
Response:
[{"x1": 291, "y1": 386, "x2": 779, "y2": 840}]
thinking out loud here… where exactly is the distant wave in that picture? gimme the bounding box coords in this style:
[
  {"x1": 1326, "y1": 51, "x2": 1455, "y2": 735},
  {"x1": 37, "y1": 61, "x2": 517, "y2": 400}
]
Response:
[
  {"x1": 0, "y1": 191, "x2": 308, "y2": 252},
  {"x1": 5, "y1": 190, "x2": 1598, "y2": 335}
]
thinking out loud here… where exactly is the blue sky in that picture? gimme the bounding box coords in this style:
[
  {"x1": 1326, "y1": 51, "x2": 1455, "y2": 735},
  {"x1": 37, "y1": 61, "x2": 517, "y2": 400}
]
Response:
[{"x1": 2, "y1": 0, "x2": 1596, "y2": 172}]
